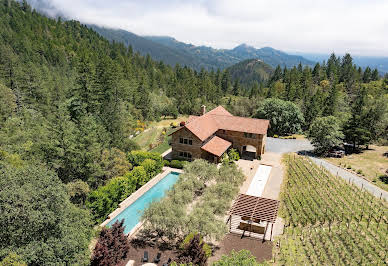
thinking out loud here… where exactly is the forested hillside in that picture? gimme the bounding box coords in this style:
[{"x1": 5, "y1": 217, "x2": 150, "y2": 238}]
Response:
[
  {"x1": 89, "y1": 25, "x2": 202, "y2": 69},
  {"x1": 226, "y1": 59, "x2": 273, "y2": 88},
  {"x1": 0, "y1": 1, "x2": 387, "y2": 265},
  {"x1": 88, "y1": 26, "x2": 315, "y2": 70}
]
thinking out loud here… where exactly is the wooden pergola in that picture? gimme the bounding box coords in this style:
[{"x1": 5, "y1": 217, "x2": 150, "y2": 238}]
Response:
[{"x1": 227, "y1": 194, "x2": 279, "y2": 241}]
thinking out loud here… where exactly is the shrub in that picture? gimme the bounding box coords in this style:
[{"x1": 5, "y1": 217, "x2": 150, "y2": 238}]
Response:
[
  {"x1": 87, "y1": 176, "x2": 136, "y2": 223},
  {"x1": 274, "y1": 134, "x2": 279, "y2": 138},
  {"x1": 131, "y1": 166, "x2": 149, "y2": 187},
  {"x1": 127, "y1": 150, "x2": 163, "y2": 171},
  {"x1": 181, "y1": 233, "x2": 212, "y2": 258},
  {"x1": 356, "y1": 169, "x2": 363, "y2": 175},
  {"x1": 91, "y1": 220, "x2": 129, "y2": 266},
  {"x1": 178, "y1": 233, "x2": 207, "y2": 266},
  {"x1": 0, "y1": 252, "x2": 27, "y2": 266},
  {"x1": 213, "y1": 250, "x2": 258, "y2": 266},
  {"x1": 347, "y1": 165, "x2": 352, "y2": 169},
  {"x1": 228, "y1": 148, "x2": 240, "y2": 161},
  {"x1": 170, "y1": 160, "x2": 187, "y2": 169},
  {"x1": 141, "y1": 159, "x2": 160, "y2": 180}
]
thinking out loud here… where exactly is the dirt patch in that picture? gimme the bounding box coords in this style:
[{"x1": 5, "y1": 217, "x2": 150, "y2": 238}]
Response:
[
  {"x1": 208, "y1": 234, "x2": 273, "y2": 264},
  {"x1": 124, "y1": 239, "x2": 179, "y2": 266}
]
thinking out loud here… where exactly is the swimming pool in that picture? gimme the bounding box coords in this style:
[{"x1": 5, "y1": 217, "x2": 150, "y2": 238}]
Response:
[{"x1": 107, "y1": 171, "x2": 180, "y2": 234}]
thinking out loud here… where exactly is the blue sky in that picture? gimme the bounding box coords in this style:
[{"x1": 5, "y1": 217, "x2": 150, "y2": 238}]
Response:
[{"x1": 27, "y1": 0, "x2": 388, "y2": 56}]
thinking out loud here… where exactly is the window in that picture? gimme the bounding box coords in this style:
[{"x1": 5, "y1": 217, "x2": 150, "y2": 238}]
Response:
[
  {"x1": 179, "y1": 151, "x2": 192, "y2": 159},
  {"x1": 179, "y1": 138, "x2": 193, "y2": 145},
  {"x1": 244, "y1": 132, "x2": 256, "y2": 139}
]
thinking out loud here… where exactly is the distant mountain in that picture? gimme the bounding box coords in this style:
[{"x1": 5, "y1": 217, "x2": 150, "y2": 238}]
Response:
[
  {"x1": 227, "y1": 59, "x2": 273, "y2": 87},
  {"x1": 227, "y1": 44, "x2": 314, "y2": 68},
  {"x1": 89, "y1": 25, "x2": 200, "y2": 68},
  {"x1": 291, "y1": 52, "x2": 388, "y2": 74},
  {"x1": 89, "y1": 26, "x2": 314, "y2": 71},
  {"x1": 146, "y1": 36, "x2": 315, "y2": 69}
]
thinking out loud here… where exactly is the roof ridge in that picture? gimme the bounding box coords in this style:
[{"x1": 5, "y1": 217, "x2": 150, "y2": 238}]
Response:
[{"x1": 208, "y1": 114, "x2": 269, "y2": 121}]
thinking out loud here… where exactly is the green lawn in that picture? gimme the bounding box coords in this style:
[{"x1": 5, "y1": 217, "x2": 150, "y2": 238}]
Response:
[
  {"x1": 133, "y1": 127, "x2": 161, "y2": 150},
  {"x1": 150, "y1": 127, "x2": 176, "y2": 154}
]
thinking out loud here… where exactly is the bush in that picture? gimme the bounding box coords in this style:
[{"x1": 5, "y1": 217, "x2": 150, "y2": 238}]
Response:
[
  {"x1": 228, "y1": 148, "x2": 240, "y2": 161},
  {"x1": 141, "y1": 159, "x2": 160, "y2": 180},
  {"x1": 170, "y1": 160, "x2": 187, "y2": 169},
  {"x1": 347, "y1": 165, "x2": 352, "y2": 169},
  {"x1": 178, "y1": 233, "x2": 207, "y2": 266},
  {"x1": 356, "y1": 169, "x2": 363, "y2": 175},
  {"x1": 0, "y1": 252, "x2": 27, "y2": 266},
  {"x1": 273, "y1": 134, "x2": 279, "y2": 138},
  {"x1": 87, "y1": 176, "x2": 136, "y2": 223},
  {"x1": 127, "y1": 150, "x2": 163, "y2": 171},
  {"x1": 213, "y1": 250, "x2": 259, "y2": 266},
  {"x1": 163, "y1": 160, "x2": 170, "y2": 167},
  {"x1": 181, "y1": 233, "x2": 212, "y2": 258},
  {"x1": 131, "y1": 165, "x2": 149, "y2": 187}
]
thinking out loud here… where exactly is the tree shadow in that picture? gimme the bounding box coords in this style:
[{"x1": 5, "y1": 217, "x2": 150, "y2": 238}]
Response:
[{"x1": 379, "y1": 175, "x2": 388, "y2": 185}]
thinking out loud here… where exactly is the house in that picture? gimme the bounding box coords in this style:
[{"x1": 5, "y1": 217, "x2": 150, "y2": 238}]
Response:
[{"x1": 170, "y1": 105, "x2": 269, "y2": 163}]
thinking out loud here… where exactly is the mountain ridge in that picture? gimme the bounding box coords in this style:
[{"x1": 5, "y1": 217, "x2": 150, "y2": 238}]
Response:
[{"x1": 89, "y1": 25, "x2": 315, "y2": 71}]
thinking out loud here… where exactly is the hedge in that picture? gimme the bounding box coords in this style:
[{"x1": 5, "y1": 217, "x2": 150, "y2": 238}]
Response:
[
  {"x1": 87, "y1": 149, "x2": 165, "y2": 223},
  {"x1": 164, "y1": 159, "x2": 187, "y2": 169}
]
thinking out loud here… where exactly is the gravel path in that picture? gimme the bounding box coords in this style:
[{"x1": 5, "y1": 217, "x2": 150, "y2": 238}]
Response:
[
  {"x1": 266, "y1": 137, "x2": 388, "y2": 201},
  {"x1": 309, "y1": 156, "x2": 388, "y2": 201}
]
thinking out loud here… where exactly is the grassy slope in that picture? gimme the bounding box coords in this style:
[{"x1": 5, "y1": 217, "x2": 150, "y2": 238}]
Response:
[
  {"x1": 133, "y1": 116, "x2": 188, "y2": 153},
  {"x1": 325, "y1": 145, "x2": 388, "y2": 191}
]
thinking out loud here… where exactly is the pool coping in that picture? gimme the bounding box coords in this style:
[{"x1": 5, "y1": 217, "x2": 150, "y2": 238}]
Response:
[{"x1": 100, "y1": 167, "x2": 183, "y2": 235}]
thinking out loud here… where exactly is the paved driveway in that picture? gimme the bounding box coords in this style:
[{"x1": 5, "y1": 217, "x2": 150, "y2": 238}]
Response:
[{"x1": 266, "y1": 137, "x2": 313, "y2": 154}]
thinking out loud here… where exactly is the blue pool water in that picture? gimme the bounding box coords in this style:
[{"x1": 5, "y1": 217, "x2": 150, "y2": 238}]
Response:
[{"x1": 107, "y1": 171, "x2": 180, "y2": 234}]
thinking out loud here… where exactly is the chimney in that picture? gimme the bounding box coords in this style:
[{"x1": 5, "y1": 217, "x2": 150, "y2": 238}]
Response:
[{"x1": 201, "y1": 105, "x2": 206, "y2": 115}]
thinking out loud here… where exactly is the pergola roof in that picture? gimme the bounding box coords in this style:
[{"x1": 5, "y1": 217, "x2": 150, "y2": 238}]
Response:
[{"x1": 229, "y1": 194, "x2": 279, "y2": 223}]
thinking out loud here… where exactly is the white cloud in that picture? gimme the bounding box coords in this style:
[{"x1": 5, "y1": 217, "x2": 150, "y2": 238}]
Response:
[{"x1": 27, "y1": 0, "x2": 388, "y2": 56}]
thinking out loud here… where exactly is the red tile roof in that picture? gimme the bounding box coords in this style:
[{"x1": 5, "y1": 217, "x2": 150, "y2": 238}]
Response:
[
  {"x1": 201, "y1": 136, "x2": 232, "y2": 157},
  {"x1": 184, "y1": 106, "x2": 269, "y2": 141},
  {"x1": 186, "y1": 115, "x2": 199, "y2": 124}
]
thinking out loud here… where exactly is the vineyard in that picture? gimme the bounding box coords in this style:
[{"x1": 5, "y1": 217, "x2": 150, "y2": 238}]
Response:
[{"x1": 274, "y1": 154, "x2": 387, "y2": 265}]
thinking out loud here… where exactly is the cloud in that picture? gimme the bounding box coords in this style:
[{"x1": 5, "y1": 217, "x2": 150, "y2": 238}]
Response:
[{"x1": 26, "y1": 0, "x2": 388, "y2": 56}]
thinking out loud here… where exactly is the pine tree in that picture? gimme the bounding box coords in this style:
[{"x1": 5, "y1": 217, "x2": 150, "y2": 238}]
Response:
[
  {"x1": 232, "y1": 79, "x2": 240, "y2": 96},
  {"x1": 362, "y1": 66, "x2": 372, "y2": 83},
  {"x1": 371, "y1": 68, "x2": 379, "y2": 81},
  {"x1": 343, "y1": 87, "x2": 371, "y2": 148},
  {"x1": 322, "y1": 84, "x2": 340, "y2": 116}
]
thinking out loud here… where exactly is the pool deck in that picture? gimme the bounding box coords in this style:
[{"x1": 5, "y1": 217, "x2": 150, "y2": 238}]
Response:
[{"x1": 100, "y1": 167, "x2": 183, "y2": 236}]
